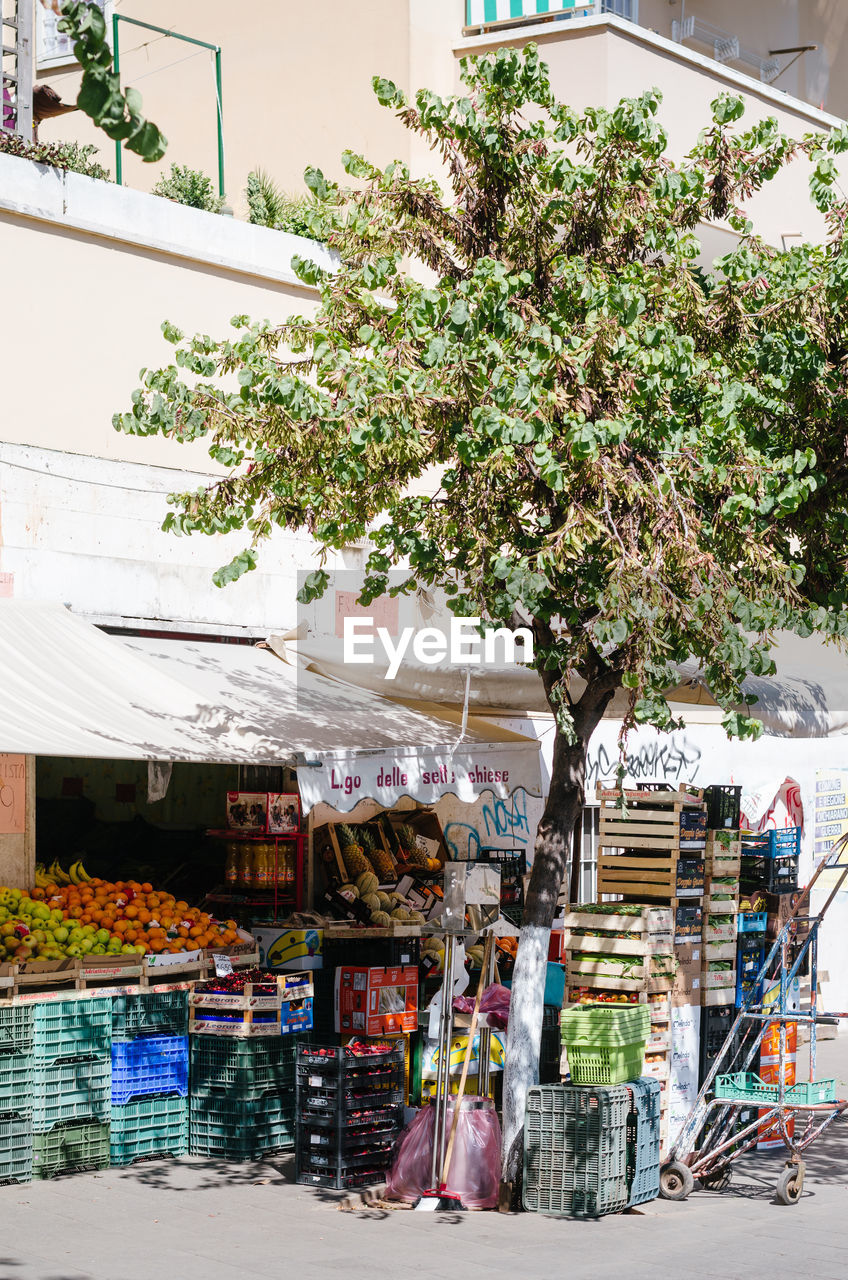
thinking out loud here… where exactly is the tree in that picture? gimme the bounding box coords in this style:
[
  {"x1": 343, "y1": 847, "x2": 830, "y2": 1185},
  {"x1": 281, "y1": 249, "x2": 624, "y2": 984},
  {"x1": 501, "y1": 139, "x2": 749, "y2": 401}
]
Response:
[{"x1": 113, "y1": 47, "x2": 848, "y2": 1180}]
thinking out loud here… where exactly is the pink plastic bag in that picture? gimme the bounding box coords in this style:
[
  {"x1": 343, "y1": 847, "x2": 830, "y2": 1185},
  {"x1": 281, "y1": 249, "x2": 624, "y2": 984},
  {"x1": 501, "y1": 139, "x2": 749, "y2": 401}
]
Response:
[
  {"x1": 386, "y1": 1099, "x2": 502, "y2": 1208},
  {"x1": 453, "y1": 983, "x2": 511, "y2": 1030}
]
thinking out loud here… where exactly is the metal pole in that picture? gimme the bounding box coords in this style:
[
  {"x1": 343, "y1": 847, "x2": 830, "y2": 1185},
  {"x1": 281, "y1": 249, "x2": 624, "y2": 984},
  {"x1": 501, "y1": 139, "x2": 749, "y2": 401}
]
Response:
[
  {"x1": 809, "y1": 925, "x2": 818, "y2": 1085},
  {"x1": 478, "y1": 932, "x2": 495, "y2": 1098},
  {"x1": 430, "y1": 934, "x2": 453, "y2": 1188},
  {"x1": 214, "y1": 47, "x2": 225, "y2": 199},
  {"x1": 112, "y1": 10, "x2": 122, "y2": 185}
]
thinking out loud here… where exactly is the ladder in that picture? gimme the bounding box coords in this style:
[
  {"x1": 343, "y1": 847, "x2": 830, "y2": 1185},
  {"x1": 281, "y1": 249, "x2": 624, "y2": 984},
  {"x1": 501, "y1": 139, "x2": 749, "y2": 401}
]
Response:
[{"x1": 1, "y1": 0, "x2": 33, "y2": 138}]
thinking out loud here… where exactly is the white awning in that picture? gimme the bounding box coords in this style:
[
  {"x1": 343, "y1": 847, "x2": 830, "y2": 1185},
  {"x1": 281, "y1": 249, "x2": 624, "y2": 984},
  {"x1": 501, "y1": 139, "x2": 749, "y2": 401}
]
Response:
[{"x1": 0, "y1": 601, "x2": 541, "y2": 806}]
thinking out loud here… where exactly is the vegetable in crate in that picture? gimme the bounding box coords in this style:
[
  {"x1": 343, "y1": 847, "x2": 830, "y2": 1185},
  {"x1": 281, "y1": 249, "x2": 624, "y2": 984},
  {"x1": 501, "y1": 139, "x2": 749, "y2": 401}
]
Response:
[{"x1": 338, "y1": 826, "x2": 375, "y2": 880}]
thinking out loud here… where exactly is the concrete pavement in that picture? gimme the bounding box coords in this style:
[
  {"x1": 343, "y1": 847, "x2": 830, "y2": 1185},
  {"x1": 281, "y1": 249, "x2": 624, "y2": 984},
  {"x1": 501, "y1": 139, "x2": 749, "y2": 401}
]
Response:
[{"x1": 1, "y1": 1038, "x2": 846, "y2": 1280}]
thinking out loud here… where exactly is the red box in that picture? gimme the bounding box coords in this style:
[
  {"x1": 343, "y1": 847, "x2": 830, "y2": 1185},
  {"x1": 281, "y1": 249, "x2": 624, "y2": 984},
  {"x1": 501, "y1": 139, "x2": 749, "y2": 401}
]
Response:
[{"x1": 334, "y1": 965, "x2": 418, "y2": 1036}]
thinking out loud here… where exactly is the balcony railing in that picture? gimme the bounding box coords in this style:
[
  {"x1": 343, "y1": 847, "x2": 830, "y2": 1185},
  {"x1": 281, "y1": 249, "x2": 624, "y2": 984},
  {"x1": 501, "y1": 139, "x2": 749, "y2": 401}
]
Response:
[{"x1": 464, "y1": 0, "x2": 638, "y2": 37}]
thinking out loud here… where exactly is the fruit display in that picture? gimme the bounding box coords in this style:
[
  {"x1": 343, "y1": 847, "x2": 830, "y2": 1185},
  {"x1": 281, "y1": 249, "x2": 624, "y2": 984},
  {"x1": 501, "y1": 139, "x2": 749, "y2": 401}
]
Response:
[
  {"x1": 395, "y1": 824, "x2": 441, "y2": 872},
  {"x1": 338, "y1": 826, "x2": 375, "y2": 880},
  {"x1": 360, "y1": 827, "x2": 397, "y2": 882},
  {"x1": 1, "y1": 862, "x2": 242, "y2": 964},
  {"x1": 336, "y1": 878, "x2": 426, "y2": 929}
]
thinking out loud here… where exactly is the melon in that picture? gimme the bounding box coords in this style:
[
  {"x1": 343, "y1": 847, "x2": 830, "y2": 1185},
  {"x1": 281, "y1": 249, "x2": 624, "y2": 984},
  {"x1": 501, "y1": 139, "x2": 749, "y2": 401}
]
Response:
[
  {"x1": 356, "y1": 870, "x2": 379, "y2": 897},
  {"x1": 363, "y1": 893, "x2": 381, "y2": 912},
  {"x1": 370, "y1": 910, "x2": 392, "y2": 927},
  {"x1": 408, "y1": 911, "x2": 426, "y2": 925},
  {"x1": 391, "y1": 907, "x2": 410, "y2": 921},
  {"x1": 338, "y1": 882, "x2": 359, "y2": 898},
  {"x1": 377, "y1": 891, "x2": 392, "y2": 910}
]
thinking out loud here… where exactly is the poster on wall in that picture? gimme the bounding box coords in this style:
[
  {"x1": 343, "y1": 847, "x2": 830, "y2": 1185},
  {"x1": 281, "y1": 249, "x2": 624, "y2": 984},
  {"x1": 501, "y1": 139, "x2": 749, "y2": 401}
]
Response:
[
  {"x1": 813, "y1": 770, "x2": 848, "y2": 866},
  {"x1": 37, "y1": 1, "x2": 112, "y2": 69},
  {"x1": 0, "y1": 754, "x2": 26, "y2": 835}
]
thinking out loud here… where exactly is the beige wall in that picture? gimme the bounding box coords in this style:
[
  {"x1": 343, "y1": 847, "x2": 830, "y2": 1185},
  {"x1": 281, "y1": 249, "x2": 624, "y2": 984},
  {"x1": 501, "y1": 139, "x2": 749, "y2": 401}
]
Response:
[
  {"x1": 455, "y1": 23, "x2": 846, "y2": 247},
  {"x1": 38, "y1": 0, "x2": 416, "y2": 216}
]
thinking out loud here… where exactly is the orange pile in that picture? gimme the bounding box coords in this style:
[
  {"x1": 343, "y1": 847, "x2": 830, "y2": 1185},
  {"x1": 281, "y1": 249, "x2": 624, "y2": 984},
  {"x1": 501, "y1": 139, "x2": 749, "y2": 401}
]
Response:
[{"x1": 32, "y1": 877, "x2": 240, "y2": 954}]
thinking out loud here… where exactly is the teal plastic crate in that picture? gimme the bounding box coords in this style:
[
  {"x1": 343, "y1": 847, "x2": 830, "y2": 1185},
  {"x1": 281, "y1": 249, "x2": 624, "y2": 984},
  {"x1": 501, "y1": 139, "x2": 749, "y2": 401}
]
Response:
[
  {"x1": 32, "y1": 1055, "x2": 110, "y2": 1132},
  {"x1": 34, "y1": 998, "x2": 111, "y2": 1062},
  {"x1": 523, "y1": 1084, "x2": 630, "y2": 1217},
  {"x1": 714, "y1": 1073, "x2": 837, "y2": 1106},
  {"x1": 189, "y1": 1034, "x2": 297, "y2": 1098},
  {"x1": 0, "y1": 1052, "x2": 33, "y2": 1114},
  {"x1": 32, "y1": 1121, "x2": 110, "y2": 1179},
  {"x1": 110, "y1": 1094, "x2": 188, "y2": 1165},
  {"x1": 0, "y1": 1005, "x2": 34, "y2": 1055},
  {"x1": 189, "y1": 1091, "x2": 295, "y2": 1159},
  {"x1": 0, "y1": 1110, "x2": 32, "y2": 1184},
  {"x1": 112, "y1": 991, "x2": 188, "y2": 1039}
]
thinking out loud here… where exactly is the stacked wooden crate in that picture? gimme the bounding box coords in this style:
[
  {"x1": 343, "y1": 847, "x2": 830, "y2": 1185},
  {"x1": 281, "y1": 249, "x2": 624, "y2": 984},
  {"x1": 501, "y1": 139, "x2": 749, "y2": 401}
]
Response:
[
  {"x1": 595, "y1": 784, "x2": 707, "y2": 942},
  {"x1": 701, "y1": 829, "x2": 741, "y2": 1007}
]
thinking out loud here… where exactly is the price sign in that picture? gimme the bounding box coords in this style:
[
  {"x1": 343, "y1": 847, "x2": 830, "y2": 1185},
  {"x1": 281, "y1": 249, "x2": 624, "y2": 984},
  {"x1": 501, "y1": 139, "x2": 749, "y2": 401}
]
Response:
[{"x1": 213, "y1": 953, "x2": 234, "y2": 977}]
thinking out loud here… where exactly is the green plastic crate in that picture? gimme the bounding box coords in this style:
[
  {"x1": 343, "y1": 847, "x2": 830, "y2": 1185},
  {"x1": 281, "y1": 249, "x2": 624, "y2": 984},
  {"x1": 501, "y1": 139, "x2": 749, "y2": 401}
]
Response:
[
  {"x1": 714, "y1": 1073, "x2": 837, "y2": 1106},
  {"x1": 189, "y1": 1034, "x2": 297, "y2": 1097},
  {"x1": 189, "y1": 1091, "x2": 295, "y2": 1159},
  {"x1": 566, "y1": 1042, "x2": 646, "y2": 1087},
  {"x1": 34, "y1": 998, "x2": 111, "y2": 1062},
  {"x1": 32, "y1": 1121, "x2": 110, "y2": 1180},
  {"x1": 523, "y1": 1084, "x2": 630, "y2": 1217},
  {"x1": 32, "y1": 1055, "x2": 110, "y2": 1132},
  {"x1": 112, "y1": 991, "x2": 188, "y2": 1039},
  {"x1": 0, "y1": 1052, "x2": 33, "y2": 1114},
  {"x1": 0, "y1": 1110, "x2": 32, "y2": 1184},
  {"x1": 0, "y1": 1005, "x2": 34, "y2": 1055},
  {"x1": 110, "y1": 1094, "x2": 188, "y2": 1165},
  {"x1": 561, "y1": 1004, "x2": 650, "y2": 1047}
]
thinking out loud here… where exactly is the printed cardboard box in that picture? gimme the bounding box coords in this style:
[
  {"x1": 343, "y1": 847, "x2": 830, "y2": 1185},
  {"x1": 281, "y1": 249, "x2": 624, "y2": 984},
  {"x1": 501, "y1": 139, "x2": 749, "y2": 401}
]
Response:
[{"x1": 334, "y1": 964, "x2": 418, "y2": 1036}]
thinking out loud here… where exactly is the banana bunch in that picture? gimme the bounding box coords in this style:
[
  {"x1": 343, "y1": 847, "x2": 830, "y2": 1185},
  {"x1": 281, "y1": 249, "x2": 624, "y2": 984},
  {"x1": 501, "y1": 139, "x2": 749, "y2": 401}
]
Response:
[{"x1": 33, "y1": 859, "x2": 91, "y2": 888}]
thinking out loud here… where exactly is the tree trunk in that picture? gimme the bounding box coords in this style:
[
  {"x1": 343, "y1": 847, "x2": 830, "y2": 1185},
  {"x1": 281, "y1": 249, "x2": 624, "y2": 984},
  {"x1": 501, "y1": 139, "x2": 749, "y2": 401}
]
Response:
[{"x1": 500, "y1": 674, "x2": 617, "y2": 1187}]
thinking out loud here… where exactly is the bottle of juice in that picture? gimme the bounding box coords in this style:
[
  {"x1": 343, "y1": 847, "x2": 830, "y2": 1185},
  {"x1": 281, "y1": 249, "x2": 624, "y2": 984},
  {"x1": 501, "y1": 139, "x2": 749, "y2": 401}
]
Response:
[
  {"x1": 254, "y1": 842, "x2": 271, "y2": 889},
  {"x1": 238, "y1": 842, "x2": 255, "y2": 889},
  {"x1": 224, "y1": 842, "x2": 240, "y2": 886}
]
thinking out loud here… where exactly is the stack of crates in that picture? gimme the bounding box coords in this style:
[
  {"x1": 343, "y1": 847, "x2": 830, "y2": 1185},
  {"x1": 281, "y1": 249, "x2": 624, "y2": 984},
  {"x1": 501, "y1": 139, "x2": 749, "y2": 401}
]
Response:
[
  {"x1": 0, "y1": 1006, "x2": 34, "y2": 1184},
  {"x1": 741, "y1": 828, "x2": 801, "y2": 896},
  {"x1": 110, "y1": 991, "x2": 189, "y2": 1165},
  {"x1": 189, "y1": 1036, "x2": 297, "y2": 1159},
  {"x1": 522, "y1": 1076, "x2": 662, "y2": 1217},
  {"x1": 32, "y1": 997, "x2": 111, "y2": 1179},
  {"x1": 295, "y1": 1043, "x2": 405, "y2": 1189}
]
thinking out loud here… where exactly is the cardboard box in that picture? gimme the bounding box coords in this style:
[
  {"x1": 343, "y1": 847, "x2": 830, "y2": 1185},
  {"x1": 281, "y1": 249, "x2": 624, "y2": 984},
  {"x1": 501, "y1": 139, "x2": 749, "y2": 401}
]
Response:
[
  {"x1": 281, "y1": 995, "x2": 313, "y2": 1035},
  {"x1": 676, "y1": 858, "x2": 705, "y2": 897},
  {"x1": 679, "y1": 811, "x2": 707, "y2": 848},
  {"x1": 671, "y1": 942, "x2": 701, "y2": 1006},
  {"x1": 674, "y1": 902, "x2": 703, "y2": 943},
  {"x1": 253, "y1": 926, "x2": 323, "y2": 971},
  {"x1": 267, "y1": 792, "x2": 301, "y2": 834},
  {"x1": 226, "y1": 792, "x2": 267, "y2": 832},
  {"x1": 334, "y1": 964, "x2": 418, "y2": 1035}
]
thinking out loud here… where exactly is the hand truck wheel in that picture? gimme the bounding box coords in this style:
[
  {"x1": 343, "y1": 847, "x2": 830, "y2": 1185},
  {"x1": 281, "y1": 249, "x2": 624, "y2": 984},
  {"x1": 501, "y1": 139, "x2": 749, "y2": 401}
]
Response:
[
  {"x1": 775, "y1": 1161, "x2": 805, "y2": 1205},
  {"x1": 659, "y1": 1160, "x2": 694, "y2": 1201}
]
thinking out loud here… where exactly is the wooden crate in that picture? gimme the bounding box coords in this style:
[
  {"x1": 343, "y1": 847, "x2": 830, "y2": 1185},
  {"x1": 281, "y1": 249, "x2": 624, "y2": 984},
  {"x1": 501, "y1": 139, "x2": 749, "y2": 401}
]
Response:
[
  {"x1": 189, "y1": 1006, "x2": 282, "y2": 1036},
  {"x1": 596, "y1": 852, "x2": 705, "y2": 900},
  {"x1": 702, "y1": 966, "x2": 736, "y2": 990},
  {"x1": 701, "y1": 986, "x2": 736, "y2": 1007},
  {"x1": 561, "y1": 907, "x2": 673, "y2": 935},
  {"x1": 596, "y1": 784, "x2": 704, "y2": 806},
  {"x1": 565, "y1": 956, "x2": 674, "y2": 993},
  {"x1": 702, "y1": 940, "x2": 737, "y2": 963}
]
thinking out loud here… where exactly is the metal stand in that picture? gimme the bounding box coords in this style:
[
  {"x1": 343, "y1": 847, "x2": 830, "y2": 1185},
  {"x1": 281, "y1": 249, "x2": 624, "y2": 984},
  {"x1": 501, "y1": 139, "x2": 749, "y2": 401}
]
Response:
[{"x1": 430, "y1": 932, "x2": 455, "y2": 1188}]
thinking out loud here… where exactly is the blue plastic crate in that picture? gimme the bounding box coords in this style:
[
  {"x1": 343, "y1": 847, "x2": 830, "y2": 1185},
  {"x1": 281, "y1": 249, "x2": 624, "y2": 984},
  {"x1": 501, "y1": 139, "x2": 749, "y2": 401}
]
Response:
[
  {"x1": 34, "y1": 998, "x2": 111, "y2": 1062},
  {"x1": 741, "y1": 828, "x2": 801, "y2": 858},
  {"x1": 626, "y1": 1078, "x2": 661, "y2": 1207},
  {"x1": 111, "y1": 1036, "x2": 189, "y2": 1105},
  {"x1": 32, "y1": 1055, "x2": 110, "y2": 1132},
  {"x1": 737, "y1": 911, "x2": 767, "y2": 934}
]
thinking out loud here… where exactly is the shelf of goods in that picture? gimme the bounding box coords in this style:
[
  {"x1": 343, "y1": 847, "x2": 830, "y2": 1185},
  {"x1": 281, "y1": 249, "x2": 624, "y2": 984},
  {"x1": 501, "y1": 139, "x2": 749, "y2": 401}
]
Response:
[
  {"x1": 595, "y1": 784, "x2": 706, "y2": 905},
  {"x1": 206, "y1": 830, "x2": 306, "y2": 918},
  {"x1": 562, "y1": 905, "x2": 676, "y2": 994},
  {"x1": 523, "y1": 1079, "x2": 662, "y2": 1217},
  {"x1": 295, "y1": 1043, "x2": 406, "y2": 1189}
]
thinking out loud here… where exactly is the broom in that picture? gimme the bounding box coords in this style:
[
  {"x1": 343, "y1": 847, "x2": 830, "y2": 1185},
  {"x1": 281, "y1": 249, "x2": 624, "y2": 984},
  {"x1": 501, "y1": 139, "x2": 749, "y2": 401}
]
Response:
[{"x1": 416, "y1": 932, "x2": 494, "y2": 1210}]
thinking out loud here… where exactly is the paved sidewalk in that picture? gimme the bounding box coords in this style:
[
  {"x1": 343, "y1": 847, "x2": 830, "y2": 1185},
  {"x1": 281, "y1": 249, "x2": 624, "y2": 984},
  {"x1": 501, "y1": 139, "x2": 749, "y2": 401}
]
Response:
[{"x1": 1, "y1": 1038, "x2": 846, "y2": 1280}]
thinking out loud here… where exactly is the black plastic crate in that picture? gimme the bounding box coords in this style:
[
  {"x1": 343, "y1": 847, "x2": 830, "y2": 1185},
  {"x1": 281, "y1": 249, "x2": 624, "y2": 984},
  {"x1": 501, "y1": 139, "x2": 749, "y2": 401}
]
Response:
[
  {"x1": 540, "y1": 1005, "x2": 562, "y2": 1085},
  {"x1": 741, "y1": 853, "x2": 799, "y2": 894},
  {"x1": 698, "y1": 1004, "x2": 735, "y2": 1086},
  {"x1": 478, "y1": 846, "x2": 527, "y2": 910},
  {"x1": 298, "y1": 1102, "x2": 403, "y2": 1131},
  {"x1": 297, "y1": 1044, "x2": 405, "y2": 1074},
  {"x1": 296, "y1": 1156, "x2": 393, "y2": 1189},
  {"x1": 705, "y1": 785, "x2": 742, "y2": 830},
  {"x1": 300, "y1": 1116, "x2": 400, "y2": 1153}
]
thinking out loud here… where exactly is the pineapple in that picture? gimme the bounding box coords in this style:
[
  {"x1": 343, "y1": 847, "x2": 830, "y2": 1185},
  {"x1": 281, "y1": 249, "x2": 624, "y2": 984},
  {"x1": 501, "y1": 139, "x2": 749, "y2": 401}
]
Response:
[
  {"x1": 361, "y1": 826, "x2": 397, "y2": 882},
  {"x1": 338, "y1": 824, "x2": 374, "y2": 879},
  {"x1": 398, "y1": 823, "x2": 429, "y2": 868}
]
